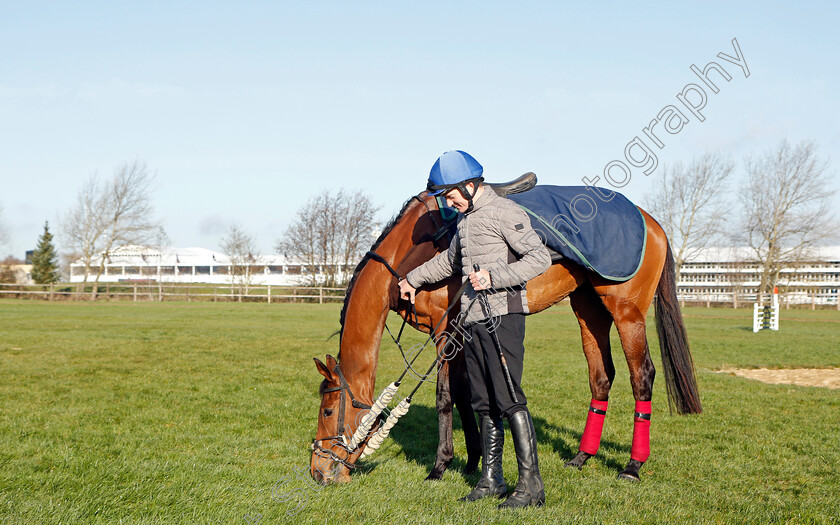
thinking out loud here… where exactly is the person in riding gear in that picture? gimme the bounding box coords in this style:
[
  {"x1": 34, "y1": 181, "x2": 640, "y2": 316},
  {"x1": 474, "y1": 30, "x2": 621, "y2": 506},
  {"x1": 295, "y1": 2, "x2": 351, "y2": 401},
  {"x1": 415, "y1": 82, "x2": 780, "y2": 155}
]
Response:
[{"x1": 398, "y1": 150, "x2": 551, "y2": 509}]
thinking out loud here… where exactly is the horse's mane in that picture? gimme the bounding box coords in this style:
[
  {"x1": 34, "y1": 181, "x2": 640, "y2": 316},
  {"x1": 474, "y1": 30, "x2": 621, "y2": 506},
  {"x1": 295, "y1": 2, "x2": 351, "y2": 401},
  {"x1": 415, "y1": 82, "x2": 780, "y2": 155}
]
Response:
[{"x1": 338, "y1": 195, "x2": 420, "y2": 345}]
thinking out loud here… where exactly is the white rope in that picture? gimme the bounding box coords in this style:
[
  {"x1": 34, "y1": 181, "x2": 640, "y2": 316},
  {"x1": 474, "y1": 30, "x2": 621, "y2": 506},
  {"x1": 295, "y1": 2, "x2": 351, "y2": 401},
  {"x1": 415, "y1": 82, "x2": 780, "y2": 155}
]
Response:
[
  {"x1": 348, "y1": 382, "x2": 399, "y2": 450},
  {"x1": 359, "y1": 397, "x2": 411, "y2": 459}
]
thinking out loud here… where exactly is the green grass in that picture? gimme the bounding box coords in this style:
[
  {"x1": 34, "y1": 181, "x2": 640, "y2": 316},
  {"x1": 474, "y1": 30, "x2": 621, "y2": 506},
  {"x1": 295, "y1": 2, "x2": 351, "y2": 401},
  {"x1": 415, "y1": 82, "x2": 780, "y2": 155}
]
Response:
[{"x1": 1, "y1": 301, "x2": 838, "y2": 524}]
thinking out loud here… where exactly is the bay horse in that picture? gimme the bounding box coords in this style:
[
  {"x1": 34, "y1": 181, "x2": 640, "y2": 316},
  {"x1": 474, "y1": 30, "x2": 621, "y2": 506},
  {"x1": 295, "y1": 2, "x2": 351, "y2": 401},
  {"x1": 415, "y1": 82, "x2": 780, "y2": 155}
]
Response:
[{"x1": 311, "y1": 177, "x2": 702, "y2": 484}]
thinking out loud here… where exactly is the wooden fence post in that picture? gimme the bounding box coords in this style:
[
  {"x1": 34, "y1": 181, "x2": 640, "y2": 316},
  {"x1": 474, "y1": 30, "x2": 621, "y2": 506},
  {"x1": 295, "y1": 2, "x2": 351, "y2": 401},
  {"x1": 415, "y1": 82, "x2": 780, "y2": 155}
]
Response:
[
  {"x1": 49, "y1": 284, "x2": 54, "y2": 302},
  {"x1": 267, "y1": 285, "x2": 271, "y2": 304},
  {"x1": 319, "y1": 287, "x2": 324, "y2": 304}
]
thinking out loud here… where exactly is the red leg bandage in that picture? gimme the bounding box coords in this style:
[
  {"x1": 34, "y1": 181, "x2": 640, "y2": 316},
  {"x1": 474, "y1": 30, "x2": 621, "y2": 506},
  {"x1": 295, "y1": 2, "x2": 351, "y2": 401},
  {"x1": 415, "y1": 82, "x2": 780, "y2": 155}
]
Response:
[
  {"x1": 630, "y1": 400, "x2": 652, "y2": 462},
  {"x1": 579, "y1": 399, "x2": 609, "y2": 455}
]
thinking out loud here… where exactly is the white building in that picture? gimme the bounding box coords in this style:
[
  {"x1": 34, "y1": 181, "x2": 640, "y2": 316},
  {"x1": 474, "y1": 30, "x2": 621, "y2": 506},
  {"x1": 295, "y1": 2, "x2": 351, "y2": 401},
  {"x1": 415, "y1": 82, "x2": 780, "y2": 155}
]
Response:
[
  {"x1": 69, "y1": 245, "x2": 354, "y2": 286},
  {"x1": 678, "y1": 246, "x2": 840, "y2": 306}
]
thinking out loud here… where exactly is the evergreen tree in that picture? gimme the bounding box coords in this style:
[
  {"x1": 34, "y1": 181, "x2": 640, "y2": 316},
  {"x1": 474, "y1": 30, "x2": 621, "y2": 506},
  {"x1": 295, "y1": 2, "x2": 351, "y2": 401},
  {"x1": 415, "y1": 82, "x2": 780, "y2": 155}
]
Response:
[{"x1": 31, "y1": 221, "x2": 60, "y2": 284}]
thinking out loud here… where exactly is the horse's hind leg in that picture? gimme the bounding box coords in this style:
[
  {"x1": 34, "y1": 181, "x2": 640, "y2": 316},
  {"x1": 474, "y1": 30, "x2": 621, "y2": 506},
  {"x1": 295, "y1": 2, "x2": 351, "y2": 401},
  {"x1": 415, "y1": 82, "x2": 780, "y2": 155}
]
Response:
[
  {"x1": 600, "y1": 294, "x2": 655, "y2": 482},
  {"x1": 565, "y1": 285, "x2": 615, "y2": 470}
]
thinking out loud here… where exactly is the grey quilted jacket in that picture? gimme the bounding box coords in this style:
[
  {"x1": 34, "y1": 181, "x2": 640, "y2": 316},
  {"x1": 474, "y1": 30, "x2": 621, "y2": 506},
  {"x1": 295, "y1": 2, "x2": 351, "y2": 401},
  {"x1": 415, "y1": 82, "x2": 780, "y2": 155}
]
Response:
[{"x1": 406, "y1": 186, "x2": 551, "y2": 326}]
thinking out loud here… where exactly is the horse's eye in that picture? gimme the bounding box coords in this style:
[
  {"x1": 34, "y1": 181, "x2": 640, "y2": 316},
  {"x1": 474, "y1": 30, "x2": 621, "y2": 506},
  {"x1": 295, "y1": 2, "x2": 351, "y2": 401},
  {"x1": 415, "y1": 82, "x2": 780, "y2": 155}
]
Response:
[{"x1": 323, "y1": 409, "x2": 334, "y2": 417}]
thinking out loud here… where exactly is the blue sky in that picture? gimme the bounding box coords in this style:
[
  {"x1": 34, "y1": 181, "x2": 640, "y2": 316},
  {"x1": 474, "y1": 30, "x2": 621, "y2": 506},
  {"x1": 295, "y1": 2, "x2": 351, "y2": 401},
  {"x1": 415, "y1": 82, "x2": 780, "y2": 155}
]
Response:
[{"x1": 2, "y1": 1, "x2": 838, "y2": 256}]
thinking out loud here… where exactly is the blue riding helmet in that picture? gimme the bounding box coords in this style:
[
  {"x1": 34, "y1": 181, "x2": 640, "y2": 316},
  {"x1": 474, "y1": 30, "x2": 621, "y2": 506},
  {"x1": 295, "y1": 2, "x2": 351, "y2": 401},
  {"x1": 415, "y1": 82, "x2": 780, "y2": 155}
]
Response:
[{"x1": 427, "y1": 150, "x2": 484, "y2": 196}]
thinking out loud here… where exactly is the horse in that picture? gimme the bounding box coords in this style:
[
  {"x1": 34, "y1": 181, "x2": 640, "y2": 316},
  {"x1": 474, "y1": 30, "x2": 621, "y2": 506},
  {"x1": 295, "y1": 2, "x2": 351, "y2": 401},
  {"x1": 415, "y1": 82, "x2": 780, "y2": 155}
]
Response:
[{"x1": 310, "y1": 176, "x2": 702, "y2": 484}]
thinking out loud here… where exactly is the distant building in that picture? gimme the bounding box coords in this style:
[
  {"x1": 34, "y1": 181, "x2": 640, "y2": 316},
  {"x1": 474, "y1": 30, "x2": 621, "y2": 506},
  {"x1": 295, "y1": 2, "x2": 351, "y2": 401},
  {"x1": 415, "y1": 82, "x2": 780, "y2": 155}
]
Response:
[
  {"x1": 3, "y1": 264, "x2": 33, "y2": 285},
  {"x1": 69, "y1": 245, "x2": 354, "y2": 286},
  {"x1": 677, "y1": 246, "x2": 840, "y2": 306}
]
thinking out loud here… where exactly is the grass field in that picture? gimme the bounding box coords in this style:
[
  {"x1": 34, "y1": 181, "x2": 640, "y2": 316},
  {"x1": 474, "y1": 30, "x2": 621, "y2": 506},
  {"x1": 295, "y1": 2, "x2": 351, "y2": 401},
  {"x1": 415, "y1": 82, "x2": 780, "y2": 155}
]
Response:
[{"x1": 1, "y1": 300, "x2": 839, "y2": 524}]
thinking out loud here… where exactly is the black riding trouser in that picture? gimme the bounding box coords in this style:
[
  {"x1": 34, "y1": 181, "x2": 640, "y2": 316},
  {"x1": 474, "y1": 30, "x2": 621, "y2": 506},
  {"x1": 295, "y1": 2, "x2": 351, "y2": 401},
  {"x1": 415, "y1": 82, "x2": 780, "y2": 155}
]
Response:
[{"x1": 465, "y1": 313, "x2": 528, "y2": 420}]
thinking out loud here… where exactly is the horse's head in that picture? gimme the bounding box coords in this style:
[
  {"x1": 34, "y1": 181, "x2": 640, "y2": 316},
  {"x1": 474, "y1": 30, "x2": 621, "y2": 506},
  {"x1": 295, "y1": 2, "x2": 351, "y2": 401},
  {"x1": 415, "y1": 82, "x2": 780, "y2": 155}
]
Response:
[{"x1": 310, "y1": 355, "x2": 370, "y2": 483}]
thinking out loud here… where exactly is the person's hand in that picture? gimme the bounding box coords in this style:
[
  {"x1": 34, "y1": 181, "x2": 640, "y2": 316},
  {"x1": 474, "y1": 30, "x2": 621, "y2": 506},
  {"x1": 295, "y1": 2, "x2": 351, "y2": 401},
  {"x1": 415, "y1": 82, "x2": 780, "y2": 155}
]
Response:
[
  {"x1": 469, "y1": 269, "x2": 491, "y2": 291},
  {"x1": 398, "y1": 279, "x2": 416, "y2": 304}
]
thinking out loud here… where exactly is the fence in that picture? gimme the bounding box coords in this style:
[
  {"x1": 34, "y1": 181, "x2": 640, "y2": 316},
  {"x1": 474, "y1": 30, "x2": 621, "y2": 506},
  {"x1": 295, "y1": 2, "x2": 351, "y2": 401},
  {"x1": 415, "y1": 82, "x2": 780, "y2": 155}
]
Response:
[
  {"x1": 677, "y1": 289, "x2": 840, "y2": 310},
  {"x1": 0, "y1": 282, "x2": 346, "y2": 304},
  {"x1": 2, "y1": 283, "x2": 838, "y2": 310}
]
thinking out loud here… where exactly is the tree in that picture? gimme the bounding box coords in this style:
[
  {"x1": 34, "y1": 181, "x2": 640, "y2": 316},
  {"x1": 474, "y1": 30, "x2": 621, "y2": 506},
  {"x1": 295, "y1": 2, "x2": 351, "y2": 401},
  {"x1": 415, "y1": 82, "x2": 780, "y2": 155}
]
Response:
[
  {"x1": 737, "y1": 140, "x2": 837, "y2": 299},
  {"x1": 221, "y1": 224, "x2": 261, "y2": 299},
  {"x1": 62, "y1": 161, "x2": 159, "y2": 298},
  {"x1": 31, "y1": 221, "x2": 60, "y2": 284},
  {"x1": 644, "y1": 153, "x2": 734, "y2": 282},
  {"x1": 277, "y1": 189, "x2": 380, "y2": 287}
]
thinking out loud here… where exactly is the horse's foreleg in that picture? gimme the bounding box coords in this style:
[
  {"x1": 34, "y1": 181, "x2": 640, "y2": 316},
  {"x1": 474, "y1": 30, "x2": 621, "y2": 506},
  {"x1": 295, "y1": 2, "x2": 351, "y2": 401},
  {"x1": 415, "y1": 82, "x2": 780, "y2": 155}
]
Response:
[
  {"x1": 426, "y1": 359, "x2": 454, "y2": 480},
  {"x1": 450, "y1": 347, "x2": 480, "y2": 474},
  {"x1": 601, "y1": 294, "x2": 655, "y2": 482},
  {"x1": 566, "y1": 286, "x2": 615, "y2": 470}
]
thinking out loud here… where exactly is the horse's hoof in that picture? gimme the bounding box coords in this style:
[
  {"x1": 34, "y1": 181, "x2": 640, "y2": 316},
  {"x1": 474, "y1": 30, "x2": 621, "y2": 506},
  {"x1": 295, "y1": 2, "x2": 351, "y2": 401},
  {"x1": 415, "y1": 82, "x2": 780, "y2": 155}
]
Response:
[
  {"x1": 617, "y1": 471, "x2": 640, "y2": 482},
  {"x1": 617, "y1": 459, "x2": 644, "y2": 482},
  {"x1": 425, "y1": 469, "x2": 444, "y2": 481},
  {"x1": 564, "y1": 451, "x2": 592, "y2": 470}
]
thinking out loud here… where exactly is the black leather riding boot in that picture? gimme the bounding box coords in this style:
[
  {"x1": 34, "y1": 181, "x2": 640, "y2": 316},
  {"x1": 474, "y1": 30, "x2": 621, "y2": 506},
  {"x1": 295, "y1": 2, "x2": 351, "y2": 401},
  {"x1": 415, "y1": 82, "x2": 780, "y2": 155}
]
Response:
[
  {"x1": 459, "y1": 415, "x2": 506, "y2": 502},
  {"x1": 499, "y1": 410, "x2": 545, "y2": 509}
]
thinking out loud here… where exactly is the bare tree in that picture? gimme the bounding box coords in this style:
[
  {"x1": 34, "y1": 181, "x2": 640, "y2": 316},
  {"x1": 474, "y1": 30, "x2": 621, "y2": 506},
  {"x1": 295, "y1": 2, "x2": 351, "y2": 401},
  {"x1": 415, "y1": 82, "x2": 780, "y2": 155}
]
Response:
[
  {"x1": 63, "y1": 177, "x2": 107, "y2": 292},
  {"x1": 277, "y1": 189, "x2": 380, "y2": 287},
  {"x1": 0, "y1": 256, "x2": 23, "y2": 284},
  {"x1": 644, "y1": 153, "x2": 734, "y2": 282},
  {"x1": 737, "y1": 140, "x2": 837, "y2": 299},
  {"x1": 62, "y1": 161, "x2": 159, "y2": 298},
  {"x1": 221, "y1": 224, "x2": 261, "y2": 299},
  {"x1": 279, "y1": 201, "x2": 321, "y2": 284}
]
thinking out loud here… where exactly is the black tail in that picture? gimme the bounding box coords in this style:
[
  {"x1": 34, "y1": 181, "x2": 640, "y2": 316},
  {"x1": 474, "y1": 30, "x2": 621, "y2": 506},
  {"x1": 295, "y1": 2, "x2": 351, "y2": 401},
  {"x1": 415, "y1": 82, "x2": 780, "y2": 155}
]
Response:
[{"x1": 655, "y1": 243, "x2": 703, "y2": 414}]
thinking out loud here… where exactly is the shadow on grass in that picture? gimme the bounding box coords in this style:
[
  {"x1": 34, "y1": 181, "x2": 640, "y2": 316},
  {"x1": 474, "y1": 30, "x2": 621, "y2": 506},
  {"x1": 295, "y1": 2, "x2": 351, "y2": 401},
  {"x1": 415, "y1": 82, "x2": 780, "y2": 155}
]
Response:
[
  {"x1": 361, "y1": 404, "x2": 630, "y2": 480},
  {"x1": 366, "y1": 404, "x2": 475, "y2": 483},
  {"x1": 532, "y1": 416, "x2": 629, "y2": 472}
]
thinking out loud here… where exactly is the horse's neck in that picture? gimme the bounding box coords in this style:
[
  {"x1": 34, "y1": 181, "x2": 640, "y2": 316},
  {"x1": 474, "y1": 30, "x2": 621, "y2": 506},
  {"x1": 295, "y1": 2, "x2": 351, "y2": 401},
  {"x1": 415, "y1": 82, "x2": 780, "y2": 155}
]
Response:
[{"x1": 340, "y1": 215, "x2": 416, "y2": 403}]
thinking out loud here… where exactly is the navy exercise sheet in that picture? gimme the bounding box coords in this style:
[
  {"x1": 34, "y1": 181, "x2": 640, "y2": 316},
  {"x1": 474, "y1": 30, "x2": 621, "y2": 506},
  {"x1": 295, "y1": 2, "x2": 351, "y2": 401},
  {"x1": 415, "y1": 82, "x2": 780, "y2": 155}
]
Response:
[{"x1": 508, "y1": 185, "x2": 647, "y2": 281}]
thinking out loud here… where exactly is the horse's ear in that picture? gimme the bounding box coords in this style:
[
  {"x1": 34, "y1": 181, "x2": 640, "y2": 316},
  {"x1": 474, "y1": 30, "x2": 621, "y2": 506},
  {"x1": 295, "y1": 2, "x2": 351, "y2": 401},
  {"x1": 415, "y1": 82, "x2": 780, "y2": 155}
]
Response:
[
  {"x1": 314, "y1": 357, "x2": 334, "y2": 381},
  {"x1": 326, "y1": 354, "x2": 338, "y2": 369}
]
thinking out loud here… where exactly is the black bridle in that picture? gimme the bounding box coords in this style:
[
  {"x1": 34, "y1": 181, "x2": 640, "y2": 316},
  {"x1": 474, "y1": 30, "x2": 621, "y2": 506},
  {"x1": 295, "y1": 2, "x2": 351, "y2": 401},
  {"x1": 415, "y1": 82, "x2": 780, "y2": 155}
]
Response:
[{"x1": 311, "y1": 362, "x2": 372, "y2": 470}]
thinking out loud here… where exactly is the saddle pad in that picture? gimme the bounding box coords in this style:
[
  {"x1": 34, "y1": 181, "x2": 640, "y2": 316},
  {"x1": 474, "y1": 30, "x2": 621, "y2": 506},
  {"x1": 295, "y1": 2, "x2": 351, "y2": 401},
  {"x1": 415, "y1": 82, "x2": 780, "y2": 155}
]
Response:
[{"x1": 508, "y1": 185, "x2": 647, "y2": 281}]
